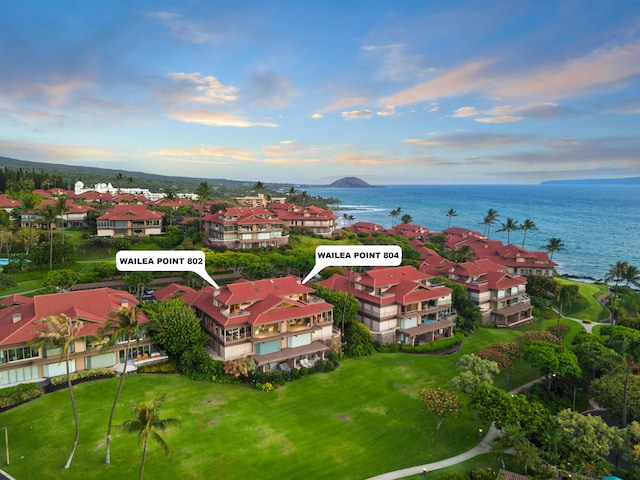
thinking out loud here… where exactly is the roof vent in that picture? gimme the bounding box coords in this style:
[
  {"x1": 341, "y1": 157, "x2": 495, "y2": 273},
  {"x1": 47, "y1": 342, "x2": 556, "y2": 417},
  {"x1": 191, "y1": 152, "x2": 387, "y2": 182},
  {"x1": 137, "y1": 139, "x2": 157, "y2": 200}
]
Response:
[{"x1": 12, "y1": 313, "x2": 21, "y2": 323}]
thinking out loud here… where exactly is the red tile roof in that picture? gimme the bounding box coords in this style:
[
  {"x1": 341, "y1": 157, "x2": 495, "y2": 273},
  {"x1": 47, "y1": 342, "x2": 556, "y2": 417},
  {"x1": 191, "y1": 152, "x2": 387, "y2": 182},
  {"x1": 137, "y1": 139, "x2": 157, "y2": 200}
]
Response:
[
  {"x1": 152, "y1": 283, "x2": 197, "y2": 302},
  {"x1": 97, "y1": 205, "x2": 163, "y2": 221},
  {"x1": 0, "y1": 288, "x2": 148, "y2": 347}
]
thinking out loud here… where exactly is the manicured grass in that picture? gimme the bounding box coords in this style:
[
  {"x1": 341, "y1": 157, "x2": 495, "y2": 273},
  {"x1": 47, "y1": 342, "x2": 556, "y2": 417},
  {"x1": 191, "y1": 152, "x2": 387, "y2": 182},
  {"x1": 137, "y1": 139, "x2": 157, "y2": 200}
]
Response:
[
  {"x1": 555, "y1": 278, "x2": 610, "y2": 321},
  {"x1": 0, "y1": 329, "x2": 539, "y2": 480}
]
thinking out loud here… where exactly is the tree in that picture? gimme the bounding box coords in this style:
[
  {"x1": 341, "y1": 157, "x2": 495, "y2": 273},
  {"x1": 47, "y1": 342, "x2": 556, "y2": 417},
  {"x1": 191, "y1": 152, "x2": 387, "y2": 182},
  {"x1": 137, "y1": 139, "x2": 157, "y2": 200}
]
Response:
[
  {"x1": 124, "y1": 271, "x2": 154, "y2": 299},
  {"x1": 100, "y1": 306, "x2": 142, "y2": 464},
  {"x1": 592, "y1": 371, "x2": 640, "y2": 427},
  {"x1": 0, "y1": 227, "x2": 13, "y2": 257},
  {"x1": 469, "y1": 386, "x2": 545, "y2": 431},
  {"x1": 543, "y1": 238, "x2": 565, "y2": 273},
  {"x1": 521, "y1": 340, "x2": 581, "y2": 392},
  {"x1": 478, "y1": 342, "x2": 520, "y2": 382},
  {"x1": 116, "y1": 172, "x2": 124, "y2": 189},
  {"x1": 121, "y1": 396, "x2": 179, "y2": 480},
  {"x1": 420, "y1": 387, "x2": 461, "y2": 431},
  {"x1": 16, "y1": 226, "x2": 38, "y2": 256},
  {"x1": 39, "y1": 204, "x2": 58, "y2": 270},
  {"x1": 400, "y1": 214, "x2": 413, "y2": 224},
  {"x1": 520, "y1": 219, "x2": 538, "y2": 248},
  {"x1": 496, "y1": 217, "x2": 519, "y2": 245},
  {"x1": 253, "y1": 181, "x2": 264, "y2": 194},
  {"x1": 141, "y1": 298, "x2": 208, "y2": 358},
  {"x1": 622, "y1": 263, "x2": 640, "y2": 315},
  {"x1": 606, "y1": 260, "x2": 629, "y2": 325},
  {"x1": 554, "y1": 283, "x2": 579, "y2": 337},
  {"x1": 449, "y1": 354, "x2": 500, "y2": 393},
  {"x1": 55, "y1": 195, "x2": 71, "y2": 245},
  {"x1": 43, "y1": 269, "x2": 79, "y2": 292},
  {"x1": 446, "y1": 208, "x2": 457, "y2": 228},
  {"x1": 549, "y1": 408, "x2": 623, "y2": 461},
  {"x1": 389, "y1": 207, "x2": 402, "y2": 227},
  {"x1": 30, "y1": 314, "x2": 83, "y2": 469},
  {"x1": 195, "y1": 181, "x2": 211, "y2": 232},
  {"x1": 480, "y1": 208, "x2": 499, "y2": 237},
  {"x1": 19, "y1": 191, "x2": 41, "y2": 237}
]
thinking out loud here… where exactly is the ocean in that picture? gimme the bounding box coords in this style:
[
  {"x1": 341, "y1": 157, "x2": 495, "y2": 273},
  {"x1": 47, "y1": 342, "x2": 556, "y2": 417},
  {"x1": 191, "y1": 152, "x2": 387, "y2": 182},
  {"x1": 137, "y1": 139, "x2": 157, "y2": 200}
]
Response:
[{"x1": 305, "y1": 184, "x2": 640, "y2": 281}]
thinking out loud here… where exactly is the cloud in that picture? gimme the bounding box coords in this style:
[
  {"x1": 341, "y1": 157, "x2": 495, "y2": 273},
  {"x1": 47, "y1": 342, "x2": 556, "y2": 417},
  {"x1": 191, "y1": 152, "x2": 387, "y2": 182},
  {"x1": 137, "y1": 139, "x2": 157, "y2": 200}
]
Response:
[
  {"x1": 0, "y1": 140, "x2": 117, "y2": 161},
  {"x1": 323, "y1": 96, "x2": 369, "y2": 112},
  {"x1": 163, "y1": 72, "x2": 238, "y2": 105},
  {"x1": 425, "y1": 103, "x2": 440, "y2": 113},
  {"x1": 452, "y1": 102, "x2": 568, "y2": 123},
  {"x1": 311, "y1": 113, "x2": 323, "y2": 119},
  {"x1": 380, "y1": 59, "x2": 493, "y2": 106},
  {"x1": 452, "y1": 107, "x2": 480, "y2": 117},
  {"x1": 341, "y1": 110, "x2": 373, "y2": 120},
  {"x1": 376, "y1": 106, "x2": 396, "y2": 117},
  {"x1": 474, "y1": 115, "x2": 524, "y2": 123},
  {"x1": 244, "y1": 70, "x2": 294, "y2": 108},
  {"x1": 403, "y1": 131, "x2": 532, "y2": 149},
  {"x1": 362, "y1": 43, "x2": 432, "y2": 82},
  {"x1": 168, "y1": 109, "x2": 278, "y2": 127},
  {"x1": 263, "y1": 158, "x2": 321, "y2": 164},
  {"x1": 381, "y1": 39, "x2": 640, "y2": 106},
  {"x1": 151, "y1": 146, "x2": 256, "y2": 161},
  {"x1": 147, "y1": 11, "x2": 220, "y2": 44}
]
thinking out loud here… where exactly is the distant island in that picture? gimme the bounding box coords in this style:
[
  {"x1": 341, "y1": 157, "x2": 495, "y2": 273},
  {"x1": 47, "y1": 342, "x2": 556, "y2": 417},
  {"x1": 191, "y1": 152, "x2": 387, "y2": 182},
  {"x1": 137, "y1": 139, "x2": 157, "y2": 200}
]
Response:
[
  {"x1": 328, "y1": 177, "x2": 375, "y2": 188},
  {"x1": 541, "y1": 177, "x2": 640, "y2": 185}
]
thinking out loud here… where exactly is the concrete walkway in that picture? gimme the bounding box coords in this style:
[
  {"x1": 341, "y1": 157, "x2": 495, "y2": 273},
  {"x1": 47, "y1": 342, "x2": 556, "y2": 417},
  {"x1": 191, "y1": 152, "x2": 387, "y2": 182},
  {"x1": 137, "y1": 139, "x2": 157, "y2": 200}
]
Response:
[{"x1": 365, "y1": 378, "x2": 543, "y2": 480}]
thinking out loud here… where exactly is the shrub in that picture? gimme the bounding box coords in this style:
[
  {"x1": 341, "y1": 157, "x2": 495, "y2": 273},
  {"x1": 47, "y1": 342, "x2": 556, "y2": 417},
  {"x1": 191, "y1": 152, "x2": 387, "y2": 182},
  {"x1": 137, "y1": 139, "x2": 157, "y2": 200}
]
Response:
[
  {"x1": 312, "y1": 360, "x2": 326, "y2": 373},
  {"x1": 136, "y1": 360, "x2": 179, "y2": 374},
  {"x1": 49, "y1": 368, "x2": 116, "y2": 387},
  {"x1": 583, "y1": 319, "x2": 592, "y2": 324},
  {"x1": 299, "y1": 366, "x2": 309, "y2": 376},
  {"x1": 0, "y1": 383, "x2": 41, "y2": 410},
  {"x1": 255, "y1": 382, "x2": 274, "y2": 392},
  {"x1": 397, "y1": 332, "x2": 464, "y2": 354},
  {"x1": 290, "y1": 368, "x2": 301, "y2": 380}
]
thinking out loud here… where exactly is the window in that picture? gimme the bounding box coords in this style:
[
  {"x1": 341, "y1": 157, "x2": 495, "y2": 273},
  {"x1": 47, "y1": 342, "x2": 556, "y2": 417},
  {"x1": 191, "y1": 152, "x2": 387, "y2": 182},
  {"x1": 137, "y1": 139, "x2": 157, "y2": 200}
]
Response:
[{"x1": 0, "y1": 346, "x2": 39, "y2": 364}]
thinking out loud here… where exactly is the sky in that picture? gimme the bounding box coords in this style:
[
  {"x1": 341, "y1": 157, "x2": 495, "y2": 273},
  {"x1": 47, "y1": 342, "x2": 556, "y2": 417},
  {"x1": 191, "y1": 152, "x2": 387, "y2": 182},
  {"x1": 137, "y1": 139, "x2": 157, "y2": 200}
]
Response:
[{"x1": 1, "y1": 1, "x2": 640, "y2": 185}]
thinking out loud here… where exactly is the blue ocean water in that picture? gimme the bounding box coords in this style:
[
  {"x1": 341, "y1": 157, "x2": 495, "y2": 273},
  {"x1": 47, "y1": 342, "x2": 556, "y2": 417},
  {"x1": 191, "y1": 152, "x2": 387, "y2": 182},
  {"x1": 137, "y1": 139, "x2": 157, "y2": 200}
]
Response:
[{"x1": 305, "y1": 184, "x2": 640, "y2": 281}]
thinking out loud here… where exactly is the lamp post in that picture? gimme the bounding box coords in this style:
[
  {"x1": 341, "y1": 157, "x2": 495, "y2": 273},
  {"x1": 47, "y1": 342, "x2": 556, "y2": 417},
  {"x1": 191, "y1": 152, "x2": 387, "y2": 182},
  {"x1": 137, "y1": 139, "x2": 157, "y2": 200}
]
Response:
[
  {"x1": 0, "y1": 427, "x2": 8, "y2": 466},
  {"x1": 422, "y1": 468, "x2": 427, "y2": 477}
]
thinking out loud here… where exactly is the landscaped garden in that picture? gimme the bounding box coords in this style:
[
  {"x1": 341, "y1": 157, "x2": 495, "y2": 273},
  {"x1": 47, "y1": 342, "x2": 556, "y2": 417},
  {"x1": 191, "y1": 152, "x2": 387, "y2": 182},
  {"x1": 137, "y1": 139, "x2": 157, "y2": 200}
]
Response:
[{"x1": 0, "y1": 329, "x2": 533, "y2": 480}]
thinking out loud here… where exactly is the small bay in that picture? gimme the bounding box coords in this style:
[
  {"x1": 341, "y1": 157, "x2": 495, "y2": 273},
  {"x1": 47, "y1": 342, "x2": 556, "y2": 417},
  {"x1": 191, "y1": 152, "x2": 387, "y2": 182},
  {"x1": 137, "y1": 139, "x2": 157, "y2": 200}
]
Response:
[{"x1": 306, "y1": 184, "x2": 640, "y2": 281}]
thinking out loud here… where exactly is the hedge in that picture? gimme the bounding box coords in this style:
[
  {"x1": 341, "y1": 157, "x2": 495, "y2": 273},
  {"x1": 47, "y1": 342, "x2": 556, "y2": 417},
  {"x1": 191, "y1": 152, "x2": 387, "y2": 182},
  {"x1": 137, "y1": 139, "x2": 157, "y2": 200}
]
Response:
[
  {"x1": 0, "y1": 383, "x2": 42, "y2": 410},
  {"x1": 49, "y1": 368, "x2": 116, "y2": 388},
  {"x1": 376, "y1": 332, "x2": 464, "y2": 354}
]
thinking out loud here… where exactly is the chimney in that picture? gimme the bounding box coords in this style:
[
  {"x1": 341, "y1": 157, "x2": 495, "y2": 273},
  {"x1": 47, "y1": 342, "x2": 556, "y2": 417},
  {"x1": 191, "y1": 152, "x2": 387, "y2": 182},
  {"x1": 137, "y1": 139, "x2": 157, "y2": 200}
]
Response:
[
  {"x1": 120, "y1": 299, "x2": 129, "y2": 308},
  {"x1": 12, "y1": 313, "x2": 21, "y2": 324}
]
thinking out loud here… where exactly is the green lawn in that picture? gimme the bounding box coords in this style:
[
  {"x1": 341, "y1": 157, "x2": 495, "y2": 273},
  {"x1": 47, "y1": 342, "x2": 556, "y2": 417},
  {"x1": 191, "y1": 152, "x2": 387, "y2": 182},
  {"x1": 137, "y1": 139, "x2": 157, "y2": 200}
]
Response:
[
  {"x1": 0, "y1": 329, "x2": 537, "y2": 480},
  {"x1": 555, "y1": 278, "x2": 610, "y2": 321}
]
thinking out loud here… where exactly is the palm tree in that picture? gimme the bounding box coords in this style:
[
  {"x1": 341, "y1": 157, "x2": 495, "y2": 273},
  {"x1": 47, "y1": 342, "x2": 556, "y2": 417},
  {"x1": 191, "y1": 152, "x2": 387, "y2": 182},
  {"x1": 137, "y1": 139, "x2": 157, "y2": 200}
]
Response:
[
  {"x1": 543, "y1": 238, "x2": 565, "y2": 275},
  {"x1": 621, "y1": 264, "x2": 640, "y2": 314},
  {"x1": 100, "y1": 306, "x2": 142, "y2": 465},
  {"x1": 480, "y1": 208, "x2": 499, "y2": 237},
  {"x1": 20, "y1": 191, "x2": 41, "y2": 237},
  {"x1": 253, "y1": 181, "x2": 264, "y2": 195},
  {"x1": 389, "y1": 207, "x2": 402, "y2": 227},
  {"x1": 30, "y1": 314, "x2": 83, "y2": 469},
  {"x1": 401, "y1": 214, "x2": 413, "y2": 224},
  {"x1": 605, "y1": 260, "x2": 628, "y2": 325},
  {"x1": 116, "y1": 173, "x2": 124, "y2": 190},
  {"x1": 520, "y1": 219, "x2": 538, "y2": 248},
  {"x1": 287, "y1": 186, "x2": 297, "y2": 203},
  {"x1": 195, "y1": 182, "x2": 211, "y2": 232},
  {"x1": 121, "y1": 396, "x2": 179, "y2": 480},
  {"x1": 496, "y1": 217, "x2": 519, "y2": 245},
  {"x1": 299, "y1": 190, "x2": 309, "y2": 207},
  {"x1": 39, "y1": 204, "x2": 58, "y2": 270},
  {"x1": 446, "y1": 208, "x2": 457, "y2": 228},
  {"x1": 55, "y1": 195, "x2": 70, "y2": 245}
]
